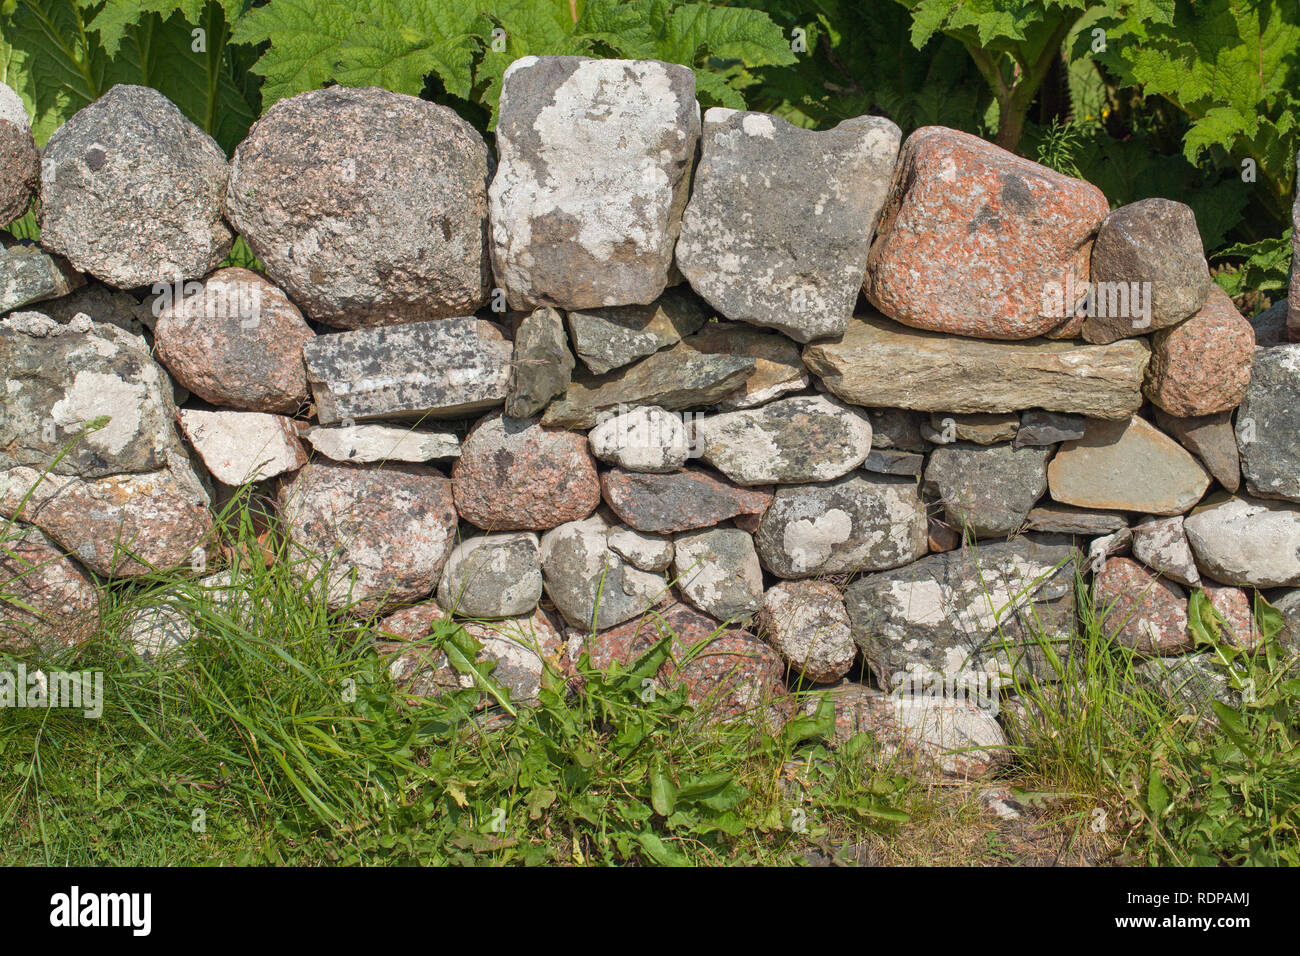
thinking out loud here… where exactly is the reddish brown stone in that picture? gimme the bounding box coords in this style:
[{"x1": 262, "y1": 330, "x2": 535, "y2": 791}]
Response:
[
  {"x1": 600, "y1": 467, "x2": 772, "y2": 534},
  {"x1": 154, "y1": 268, "x2": 315, "y2": 413},
  {"x1": 864, "y1": 126, "x2": 1109, "y2": 340},
  {"x1": 452, "y1": 412, "x2": 600, "y2": 531},
  {"x1": 1204, "y1": 585, "x2": 1260, "y2": 653},
  {"x1": 1095, "y1": 557, "x2": 1193, "y2": 655},
  {"x1": 0, "y1": 109, "x2": 38, "y2": 225},
  {"x1": 579, "y1": 601, "x2": 787, "y2": 721},
  {"x1": 278, "y1": 461, "x2": 458, "y2": 615},
  {"x1": 0, "y1": 525, "x2": 99, "y2": 653},
  {"x1": 0, "y1": 467, "x2": 212, "y2": 578},
  {"x1": 926, "y1": 516, "x2": 961, "y2": 553},
  {"x1": 1144, "y1": 286, "x2": 1255, "y2": 417}
]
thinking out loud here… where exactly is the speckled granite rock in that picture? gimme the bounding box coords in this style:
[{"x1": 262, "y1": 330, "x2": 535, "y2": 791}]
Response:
[
  {"x1": 227, "y1": 86, "x2": 491, "y2": 328},
  {"x1": 1094, "y1": 557, "x2": 1192, "y2": 655},
  {"x1": 1131, "y1": 516, "x2": 1200, "y2": 587},
  {"x1": 488, "y1": 57, "x2": 699, "y2": 310},
  {"x1": 864, "y1": 126, "x2": 1108, "y2": 340},
  {"x1": 539, "y1": 513, "x2": 666, "y2": 630},
  {"x1": 0, "y1": 524, "x2": 99, "y2": 653},
  {"x1": 566, "y1": 288, "x2": 707, "y2": 375},
  {"x1": 0, "y1": 81, "x2": 37, "y2": 225},
  {"x1": 39, "y1": 85, "x2": 231, "y2": 287},
  {"x1": 0, "y1": 244, "x2": 83, "y2": 314},
  {"x1": 277, "y1": 461, "x2": 458, "y2": 615},
  {"x1": 452, "y1": 412, "x2": 600, "y2": 531},
  {"x1": 153, "y1": 268, "x2": 314, "y2": 414},
  {"x1": 1144, "y1": 286, "x2": 1254, "y2": 417}
]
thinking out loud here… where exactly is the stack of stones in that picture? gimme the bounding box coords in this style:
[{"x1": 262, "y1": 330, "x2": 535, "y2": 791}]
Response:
[{"x1": 2, "y1": 58, "x2": 1299, "y2": 777}]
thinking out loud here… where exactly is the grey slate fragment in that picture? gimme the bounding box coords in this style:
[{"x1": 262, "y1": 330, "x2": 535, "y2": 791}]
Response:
[{"x1": 506, "y1": 307, "x2": 574, "y2": 418}]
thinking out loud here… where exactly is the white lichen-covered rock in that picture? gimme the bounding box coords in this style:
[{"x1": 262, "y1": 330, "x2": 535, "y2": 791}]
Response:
[
  {"x1": 605, "y1": 525, "x2": 674, "y2": 572},
  {"x1": 178, "y1": 409, "x2": 306, "y2": 486},
  {"x1": 0, "y1": 311, "x2": 180, "y2": 477},
  {"x1": 672, "y1": 526, "x2": 763, "y2": 622},
  {"x1": 676, "y1": 109, "x2": 901, "y2": 343},
  {"x1": 304, "y1": 424, "x2": 461, "y2": 464},
  {"x1": 844, "y1": 535, "x2": 1079, "y2": 691},
  {"x1": 588, "y1": 405, "x2": 690, "y2": 473},
  {"x1": 1184, "y1": 493, "x2": 1300, "y2": 587},
  {"x1": 755, "y1": 473, "x2": 926, "y2": 579},
  {"x1": 695, "y1": 395, "x2": 873, "y2": 485},
  {"x1": 437, "y1": 532, "x2": 542, "y2": 619},
  {"x1": 39, "y1": 85, "x2": 231, "y2": 287},
  {"x1": 808, "y1": 683, "x2": 1008, "y2": 779},
  {"x1": 1131, "y1": 515, "x2": 1200, "y2": 587},
  {"x1": 757, "y1": 580, "x2": 855, "y2": 683},
  {"x1": 540, "y1": 513, "x2": 667, "y2": 630},
  {"x1": 488, "y1": 56, "x2": 700, "y2": 311},
  {"x1": 123, "y1": 602, "x2": 194, "y2": 664}
]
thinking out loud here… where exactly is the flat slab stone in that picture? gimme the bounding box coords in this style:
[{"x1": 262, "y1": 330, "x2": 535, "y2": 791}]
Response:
[
  {"x1": 178, "y1": 409, "x2": 306, "y2": 486},
  {"x1": 1047, "y1": 415, "x2": 1209, "y2": 515},
  {"x1": 1014, "y1": 410, "x2": 1086, "y2": 447},
  {"x1": 600, "y1": 467, "x2": 771, "y2": 534},
  {"x1": 921, "y1": 412, "x2": 1019, "y2": 446},
  {"x1": 864, "y1": 126, "x2": 1109, "y2": 340},
  {"x1": 304, "y1": 424, "x2": 460, "y2": 464},
  {"x1": 679, "y1": 321, "x2": 809, "y2": 410},
  {"x1": 1235, "y1": 344, "x2": 1300, "y2": 501},
  {"x1": 844, "y1": 535, "x2": 1079, "y2": 691},
  {"x1": 863, "y1": 448, "x2": 924, "y2": 476},
  {"x1": 803, "y1": 314, "x2": 1149, "y2": 419},
  {"x1": 540, "y1": 342, "x2": 755, "y2": 429},
  {"x1": 695, "y1": 395, "x2": 873, "y2": 485},
  {"x1": 676, "y1": 109, "x2": 901, "y2": 343},
  {"x1": 1154, "y1": 408, "x2": 1240, "y2": 493},
  {"x1": 566, "y1": 288, "x2": 707, "y2": 375},
  {"x1": 1025, "y1": 503, "x2": 1127, "y2": 535},
  {"x1": 488, "y1": 57, "x2": 699, "y2": 311},
  {"x1": 302, "y1": 316, "x2": 512, "y2": 424}
]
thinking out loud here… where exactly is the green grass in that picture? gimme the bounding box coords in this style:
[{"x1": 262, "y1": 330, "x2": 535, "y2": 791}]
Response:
[{"x1": 1, "y1": 487, "x2": 1297, "y2": 865}]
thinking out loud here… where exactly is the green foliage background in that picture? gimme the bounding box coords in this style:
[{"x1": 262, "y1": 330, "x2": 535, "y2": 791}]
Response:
[{"x1": 1, "y1": 0, "x2": 1296, "y2": 280}]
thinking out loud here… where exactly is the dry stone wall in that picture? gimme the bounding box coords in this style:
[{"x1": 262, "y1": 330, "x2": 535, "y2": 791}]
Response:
[{"x1": 2, "y1": 61, "x2": 1300, "y2": 777}]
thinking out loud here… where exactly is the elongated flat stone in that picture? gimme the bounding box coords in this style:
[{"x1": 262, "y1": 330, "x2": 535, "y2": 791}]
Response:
[
  {"x1": 541, "y1": 343, "x2": 755, "y2": 429},
  {"x1": 304, "y1": 424, "x2": 460, "y2": 464},
  {"x1": 1048, "y1": 416, "x2": 1210, "y2": 516},
  {"x1": 803, "y1": 314, "x2": 1148, "y2": 419},
  {"x1": 302, "y1": 316, "x2": 512, "y2": 424}
]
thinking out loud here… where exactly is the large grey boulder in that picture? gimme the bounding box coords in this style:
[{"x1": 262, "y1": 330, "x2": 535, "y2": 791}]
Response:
[
  {"x1": 755, "y1": 473, "x2": 926, "y2": 579},
  {"x1": 0, "y1": 311, "x2": 178, "y2": 477},
  {"x1": 1184, "y1": 493, "x2": 1300, "y2": 588},
  {"x1": 302, "y1": 317, "x2": 512, "y2": 424},
  {"x1": 39, "y1": 85, "x2": 231, "y2": 288},
  {"x1": 923, "y1": 442, "x2": 1051, "y2": 537},
  {"x1": 676, "y1": 109, "x2": 901, "y2": 343},
  {"x1": 488, "y1": 56, "x2": 699, "y2": 311},
  {"x1": 437, "y1": 532, "x2": 542, "y2": 619},
  {"x1": 1083, "y1": 198, "x2": 1213, "y2": 344},
  {"x1": 844, "y1": 536, "x2": 1079, "y2": 691},
  {"x1": 1235, "y1": 344, "x2": 1300, "y2": 501},
  {"x1": 695, "y1": 395, "x2": 873, "y2": 485},
  {"x1": 227, "y1": 86, "x2": 491, "y2": 328}
]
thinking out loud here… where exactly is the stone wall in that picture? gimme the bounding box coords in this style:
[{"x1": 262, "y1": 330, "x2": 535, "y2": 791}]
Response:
[{"x1": 1, "y1": 60, "x2": 1297, "y2": 776}]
